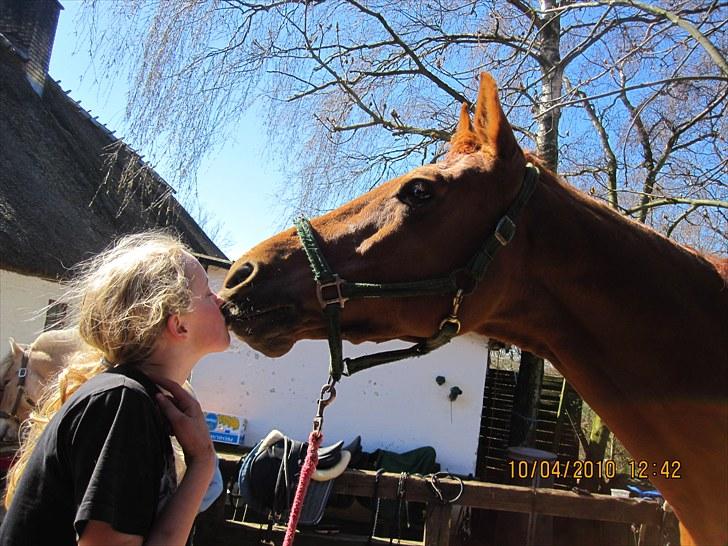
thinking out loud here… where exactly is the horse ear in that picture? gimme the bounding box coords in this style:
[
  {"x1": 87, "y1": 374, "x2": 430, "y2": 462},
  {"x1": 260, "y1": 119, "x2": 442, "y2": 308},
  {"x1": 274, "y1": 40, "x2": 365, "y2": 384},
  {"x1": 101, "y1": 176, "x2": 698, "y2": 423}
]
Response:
[
  {"x1": 449, "y1": 103, "x2": 480, "y2": 154},
  {"x1": 472, "y1": 73, "x2": 518, "y2": 158},
  {"x1": 8, "y1": 338, "x2": 23, "y2": 359}
]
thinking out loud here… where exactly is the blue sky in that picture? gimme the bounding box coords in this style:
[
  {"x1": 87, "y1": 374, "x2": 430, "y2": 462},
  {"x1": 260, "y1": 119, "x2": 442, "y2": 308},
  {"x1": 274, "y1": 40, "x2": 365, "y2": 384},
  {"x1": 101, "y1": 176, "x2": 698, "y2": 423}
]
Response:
[{"x1": 49, "y1": 1, "x2": 285, "y2": 260}]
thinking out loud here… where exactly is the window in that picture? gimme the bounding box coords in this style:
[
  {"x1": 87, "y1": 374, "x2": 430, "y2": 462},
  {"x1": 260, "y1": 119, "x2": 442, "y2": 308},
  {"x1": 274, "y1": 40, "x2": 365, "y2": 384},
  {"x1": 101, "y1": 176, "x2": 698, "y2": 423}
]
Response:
[{"x1": 44, "y1": 299, "x2": 68, "y2": 331}]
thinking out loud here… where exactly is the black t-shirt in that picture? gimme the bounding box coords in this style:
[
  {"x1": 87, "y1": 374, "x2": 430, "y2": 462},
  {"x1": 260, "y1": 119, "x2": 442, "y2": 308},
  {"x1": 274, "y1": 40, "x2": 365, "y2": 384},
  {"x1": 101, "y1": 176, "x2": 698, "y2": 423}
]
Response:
[{"x1": 0, "y1": 364, "x2": 177, "y2": 546}]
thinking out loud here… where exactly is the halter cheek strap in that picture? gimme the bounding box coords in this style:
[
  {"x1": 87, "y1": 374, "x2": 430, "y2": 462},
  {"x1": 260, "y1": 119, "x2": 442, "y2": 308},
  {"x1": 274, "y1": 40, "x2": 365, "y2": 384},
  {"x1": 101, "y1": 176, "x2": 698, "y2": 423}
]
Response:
[
  {"x1": 0, "y1": 348, "x2": 35, "y2": 423},
  {"x1": 295, "y1": 163, "x2": 539, "y2": 381}
]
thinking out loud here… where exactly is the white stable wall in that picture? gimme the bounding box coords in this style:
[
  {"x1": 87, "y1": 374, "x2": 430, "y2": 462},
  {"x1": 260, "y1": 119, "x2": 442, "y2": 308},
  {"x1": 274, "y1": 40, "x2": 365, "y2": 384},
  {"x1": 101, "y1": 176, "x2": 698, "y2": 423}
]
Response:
[
  {"x1": 192, "y1": 267, "x2": 489, "y2": 476},
  {"x1": 0, "y1": 269, "x2": 64, "y2": 348}
]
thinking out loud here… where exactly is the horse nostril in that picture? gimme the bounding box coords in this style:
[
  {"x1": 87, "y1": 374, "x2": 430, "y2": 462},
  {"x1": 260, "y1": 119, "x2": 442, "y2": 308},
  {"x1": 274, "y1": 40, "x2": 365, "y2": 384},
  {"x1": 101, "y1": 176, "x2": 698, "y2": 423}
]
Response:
[{"x1": 225, "y1": 261, "x2": 256, "y2": 289}]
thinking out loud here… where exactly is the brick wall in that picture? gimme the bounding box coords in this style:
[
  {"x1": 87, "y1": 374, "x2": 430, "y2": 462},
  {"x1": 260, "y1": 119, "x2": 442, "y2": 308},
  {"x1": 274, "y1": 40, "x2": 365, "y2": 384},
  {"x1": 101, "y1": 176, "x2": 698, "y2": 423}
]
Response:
[{"x1": 0, "y1": 0, "x2": 62, "y2": 94}]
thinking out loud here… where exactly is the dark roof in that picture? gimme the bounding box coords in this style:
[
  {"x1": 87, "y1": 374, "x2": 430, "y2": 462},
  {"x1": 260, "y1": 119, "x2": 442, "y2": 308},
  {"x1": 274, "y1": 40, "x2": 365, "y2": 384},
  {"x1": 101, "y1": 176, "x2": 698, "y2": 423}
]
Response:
[
  {"x1": 0, "y1": 42, "x2": 228, "y2": 280},
  {"x1": 194, "y1": 253, "x2": 232, "y2": 270}
]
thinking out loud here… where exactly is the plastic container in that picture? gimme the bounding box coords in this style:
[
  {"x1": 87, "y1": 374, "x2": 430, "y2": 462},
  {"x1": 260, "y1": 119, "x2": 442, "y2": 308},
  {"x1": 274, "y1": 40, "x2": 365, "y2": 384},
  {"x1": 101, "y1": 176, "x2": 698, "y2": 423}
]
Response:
[
  {"x1": 610, "y1": 488, "x2": 630, "y2": 498},
  {"x1": 205, "y1": 412, "x2": 247, "y2": 445}
]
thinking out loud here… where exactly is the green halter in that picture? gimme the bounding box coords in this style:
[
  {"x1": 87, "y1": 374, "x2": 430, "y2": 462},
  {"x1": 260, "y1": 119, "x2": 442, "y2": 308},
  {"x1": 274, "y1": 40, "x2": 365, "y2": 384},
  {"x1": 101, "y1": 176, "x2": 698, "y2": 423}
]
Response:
[{"x1": 295, "y1": 163, "x2": 539, "y2": 382}]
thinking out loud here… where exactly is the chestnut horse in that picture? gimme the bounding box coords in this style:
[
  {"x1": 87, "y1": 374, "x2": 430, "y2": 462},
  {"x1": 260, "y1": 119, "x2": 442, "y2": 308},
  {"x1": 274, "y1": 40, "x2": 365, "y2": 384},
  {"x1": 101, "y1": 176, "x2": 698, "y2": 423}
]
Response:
[
  {"x1": 0, "y1": 330, "x2": 83, "y2": 443},
  {"x1": 221, "y1": 73, "x2": 727, "y2": 545}
]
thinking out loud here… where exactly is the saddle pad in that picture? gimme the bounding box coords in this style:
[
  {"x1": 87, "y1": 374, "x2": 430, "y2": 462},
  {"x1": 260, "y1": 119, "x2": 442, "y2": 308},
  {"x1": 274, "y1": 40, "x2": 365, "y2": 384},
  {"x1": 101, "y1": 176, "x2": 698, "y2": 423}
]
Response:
[{"x1": 284, "y1": 479, "x2": 335, "y2": 526}]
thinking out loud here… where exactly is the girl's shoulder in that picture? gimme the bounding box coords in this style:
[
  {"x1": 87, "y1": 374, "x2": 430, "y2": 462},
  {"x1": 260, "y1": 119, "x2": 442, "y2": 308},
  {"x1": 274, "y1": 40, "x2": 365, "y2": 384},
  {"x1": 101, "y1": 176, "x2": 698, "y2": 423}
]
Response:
[
  {"x1": 55, "y1": 365, "x2": 168, "y2": 441},
  {"x1": 59, "y1": 365, "x2": 162, "y2": 423},
  {"x1": 76, "y1": 364, "x2": 159, "y2": 400}
]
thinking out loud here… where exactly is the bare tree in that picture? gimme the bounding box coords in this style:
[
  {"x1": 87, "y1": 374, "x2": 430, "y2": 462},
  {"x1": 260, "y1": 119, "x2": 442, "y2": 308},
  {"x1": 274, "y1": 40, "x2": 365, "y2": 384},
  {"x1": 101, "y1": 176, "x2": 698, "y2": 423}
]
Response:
[
  {"x1": 84, "y1": 0, "x2": 726, "y2": 253},
  {"x1": 79, "y1": 0, "x2": 726, "y2": 483}
]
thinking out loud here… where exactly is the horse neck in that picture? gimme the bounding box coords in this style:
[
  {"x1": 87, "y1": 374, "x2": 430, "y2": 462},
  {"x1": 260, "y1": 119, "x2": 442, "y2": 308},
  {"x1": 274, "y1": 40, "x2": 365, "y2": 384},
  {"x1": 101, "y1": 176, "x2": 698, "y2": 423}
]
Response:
[
  {"x1": 478, "y1": 167, "x2": 727, "y2": 462},
  {"x1": 489, "y1": 166, "x2": 724, "y2": 376}
]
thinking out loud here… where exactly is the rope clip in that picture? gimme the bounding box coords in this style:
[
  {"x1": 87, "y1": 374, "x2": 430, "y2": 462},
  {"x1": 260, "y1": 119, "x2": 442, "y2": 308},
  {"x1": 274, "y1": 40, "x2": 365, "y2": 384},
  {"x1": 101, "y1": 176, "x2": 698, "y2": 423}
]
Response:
[
  {"x1": 438, "y1": 289, "x2": 465, "y2": 334},
  {"x1": 313, "y1": 378, "x2": 337, "y2": 433}
]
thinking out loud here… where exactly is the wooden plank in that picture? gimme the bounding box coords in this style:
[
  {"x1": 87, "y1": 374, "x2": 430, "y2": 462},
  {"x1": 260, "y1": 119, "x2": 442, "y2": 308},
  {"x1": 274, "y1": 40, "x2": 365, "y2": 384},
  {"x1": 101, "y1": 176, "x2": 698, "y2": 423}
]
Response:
[
  {"x1": 332, "y1": 471, "x2": 662, "y2": 526},
  {"x1": 219, "y1": 519, "x2": 423, "y2": 545},
  {"x1": 423, "y1": 505, "x2": 451, "y2": 546}
]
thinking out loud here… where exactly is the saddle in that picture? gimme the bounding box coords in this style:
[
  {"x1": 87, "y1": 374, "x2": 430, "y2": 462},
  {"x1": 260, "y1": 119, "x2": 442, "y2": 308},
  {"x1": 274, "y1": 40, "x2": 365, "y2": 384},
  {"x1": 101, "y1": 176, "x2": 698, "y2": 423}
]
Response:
[{"x1": 234, "y1": 430, "x2": 361, "y2": 525}]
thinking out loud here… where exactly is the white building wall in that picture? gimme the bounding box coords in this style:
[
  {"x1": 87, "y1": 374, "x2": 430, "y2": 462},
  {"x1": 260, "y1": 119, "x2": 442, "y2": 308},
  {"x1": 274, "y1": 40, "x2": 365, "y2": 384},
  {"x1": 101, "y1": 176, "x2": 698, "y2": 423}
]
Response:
[
  {"x1": 0, "y1": 265, "x2": 490, "y2": 475},
  {"x1": 0, "y1": 269, "x2": 64, "y2": 347},
  {"x1": 193, "y1": 266, "x2": 489, "y2": 476}
]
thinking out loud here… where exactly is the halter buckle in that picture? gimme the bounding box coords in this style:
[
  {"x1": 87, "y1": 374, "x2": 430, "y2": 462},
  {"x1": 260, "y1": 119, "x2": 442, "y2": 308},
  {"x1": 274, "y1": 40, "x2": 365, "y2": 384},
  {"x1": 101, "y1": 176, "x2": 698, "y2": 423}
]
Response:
[
  {"x1": 494, "y1": 216, "x2": 516, "y2": 246},
  {"x1": 316, "y1": 275, "x2": 348, "y2": 309},
  {"x1": 17, "y1": 368, "x2": 27, "y2": 379}
]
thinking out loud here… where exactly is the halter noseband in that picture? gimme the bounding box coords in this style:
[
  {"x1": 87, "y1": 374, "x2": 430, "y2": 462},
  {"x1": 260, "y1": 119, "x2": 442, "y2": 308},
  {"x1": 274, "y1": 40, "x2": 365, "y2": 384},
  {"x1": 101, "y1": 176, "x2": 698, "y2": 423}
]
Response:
[
  {"x1": 295, "y1": 163, "x2": 539, "y2": 382},
  {"x1": 0, "y1": 347, "x2": 35, "y2": 424}
]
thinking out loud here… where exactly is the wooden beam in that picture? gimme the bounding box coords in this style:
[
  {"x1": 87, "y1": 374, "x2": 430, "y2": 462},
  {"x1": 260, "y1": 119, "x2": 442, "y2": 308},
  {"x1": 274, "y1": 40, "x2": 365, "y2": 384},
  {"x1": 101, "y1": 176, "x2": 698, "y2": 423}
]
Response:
[{"x1": 332, "y1": 470, "x2": 662, "y2": 525}]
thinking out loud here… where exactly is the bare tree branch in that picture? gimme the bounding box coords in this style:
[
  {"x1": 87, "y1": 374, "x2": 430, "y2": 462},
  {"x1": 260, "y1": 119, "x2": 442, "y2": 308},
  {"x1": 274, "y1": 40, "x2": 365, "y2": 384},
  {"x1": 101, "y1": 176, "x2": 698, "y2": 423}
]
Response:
[{"x1": 81, "y1": 0, "x2": 728, "y2": 253}]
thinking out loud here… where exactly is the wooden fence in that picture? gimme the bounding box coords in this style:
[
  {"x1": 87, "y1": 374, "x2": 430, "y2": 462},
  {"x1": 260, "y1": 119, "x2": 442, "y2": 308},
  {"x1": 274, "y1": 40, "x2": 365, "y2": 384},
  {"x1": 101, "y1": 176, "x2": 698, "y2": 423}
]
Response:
[{"x1": 332, "y1": 470, "x2": 667, "y2": 546}]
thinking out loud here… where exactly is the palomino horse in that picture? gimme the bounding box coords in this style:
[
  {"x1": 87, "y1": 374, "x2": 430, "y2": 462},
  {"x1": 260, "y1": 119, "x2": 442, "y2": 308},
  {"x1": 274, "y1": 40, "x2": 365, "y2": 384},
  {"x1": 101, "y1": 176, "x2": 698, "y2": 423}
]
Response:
[
  {"x1": 0, "y1": 329, "x2": 83, "y2": 443},
  {"x1": 220, "y1": 73, "x2": 728, "y2": 545}
]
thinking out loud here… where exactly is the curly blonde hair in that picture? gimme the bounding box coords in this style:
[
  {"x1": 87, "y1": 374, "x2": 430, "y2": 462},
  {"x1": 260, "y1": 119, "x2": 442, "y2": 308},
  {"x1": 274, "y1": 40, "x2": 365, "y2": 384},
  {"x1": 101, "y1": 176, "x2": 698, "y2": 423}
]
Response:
[{"x1": 5, "y1": 232, "x2": 195, "y2": 507}]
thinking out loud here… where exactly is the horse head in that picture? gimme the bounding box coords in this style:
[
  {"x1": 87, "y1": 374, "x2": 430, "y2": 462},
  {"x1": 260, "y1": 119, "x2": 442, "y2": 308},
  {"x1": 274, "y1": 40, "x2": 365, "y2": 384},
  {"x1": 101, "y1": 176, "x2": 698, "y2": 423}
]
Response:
[
  {"x1": 221, "y1": 73, "x2": 534, "y2": 357},
  {"x1": 0, "y1": 330, "x2": 86, "y2": 443},
  {"x1": 0, "y1": 339, "x2": 35, "y2": 442}
]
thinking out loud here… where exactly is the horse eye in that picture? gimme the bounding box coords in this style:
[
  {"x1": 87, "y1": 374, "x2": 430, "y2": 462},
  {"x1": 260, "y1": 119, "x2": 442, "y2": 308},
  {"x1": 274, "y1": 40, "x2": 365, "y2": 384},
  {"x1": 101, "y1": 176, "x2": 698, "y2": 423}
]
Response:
[{"x1": 399, "y1": 179, "x2": 434, "y2": 208}]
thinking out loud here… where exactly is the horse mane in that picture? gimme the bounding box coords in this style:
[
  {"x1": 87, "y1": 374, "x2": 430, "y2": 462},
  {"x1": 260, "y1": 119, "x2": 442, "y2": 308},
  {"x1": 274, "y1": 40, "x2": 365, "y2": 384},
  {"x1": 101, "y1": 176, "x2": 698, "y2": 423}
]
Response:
[
  {"x1": 522, "y1": 151, "x2": 728, "y2": 284},
  {"x1": 30, "y1": 329, "x2": 90, "y2": 366},
  {"x1": 707, "y1": 254, "x2": 728, "y2": 284}
]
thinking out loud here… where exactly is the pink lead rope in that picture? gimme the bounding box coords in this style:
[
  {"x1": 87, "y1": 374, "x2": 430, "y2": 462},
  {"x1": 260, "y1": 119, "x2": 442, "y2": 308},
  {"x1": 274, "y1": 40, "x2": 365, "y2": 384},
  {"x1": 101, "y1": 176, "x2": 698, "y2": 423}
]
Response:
[
  {"x1": 282, "y1": 430, "x2": 323, "y2": 546},
  {"x1": 282, "y1": 380, "x2": 336, "y2": 546}
]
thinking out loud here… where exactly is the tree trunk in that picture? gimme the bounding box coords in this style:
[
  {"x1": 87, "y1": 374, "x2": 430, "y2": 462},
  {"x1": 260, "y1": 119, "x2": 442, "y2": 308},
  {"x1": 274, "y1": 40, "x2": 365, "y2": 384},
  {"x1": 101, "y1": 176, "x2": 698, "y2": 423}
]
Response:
[
  {"x1": 535, "y1": 0, "x2": 612, "y2": 473},
  {"x1": 509, "y1": 351, "x2": 544, "y2": 447},
  {"x1": 536, "y1": 0, "x2": 563, "y2": 171},
  {"x1": 508, "y1": 0, "x2": 560, "y2": 454},
  {"x1": 581, "y1": 414, "x2": 611, "y2": 492}
]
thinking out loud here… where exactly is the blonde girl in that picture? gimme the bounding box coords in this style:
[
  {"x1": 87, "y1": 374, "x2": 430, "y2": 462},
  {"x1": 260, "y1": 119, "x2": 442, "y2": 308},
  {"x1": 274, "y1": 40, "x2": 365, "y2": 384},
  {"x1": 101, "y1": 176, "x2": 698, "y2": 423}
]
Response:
[{"x1": 1, "y1": 232, "x2": 230, "y2": 546}]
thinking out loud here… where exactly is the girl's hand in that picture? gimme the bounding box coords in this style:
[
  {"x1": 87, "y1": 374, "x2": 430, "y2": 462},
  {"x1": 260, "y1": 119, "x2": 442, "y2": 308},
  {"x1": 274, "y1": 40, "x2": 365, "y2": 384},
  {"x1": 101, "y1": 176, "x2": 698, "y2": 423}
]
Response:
[{"x1": 151, "y1": 375, "x2": 215, "y2": 469}]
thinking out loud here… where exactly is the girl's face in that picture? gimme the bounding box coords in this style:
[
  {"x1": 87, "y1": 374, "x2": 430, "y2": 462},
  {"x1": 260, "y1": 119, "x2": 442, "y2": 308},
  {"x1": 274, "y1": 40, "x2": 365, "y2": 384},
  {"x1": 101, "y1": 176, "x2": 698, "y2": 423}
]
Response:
[{"x1": 183, "y1": 257, "x2": 231, "y2": 355}]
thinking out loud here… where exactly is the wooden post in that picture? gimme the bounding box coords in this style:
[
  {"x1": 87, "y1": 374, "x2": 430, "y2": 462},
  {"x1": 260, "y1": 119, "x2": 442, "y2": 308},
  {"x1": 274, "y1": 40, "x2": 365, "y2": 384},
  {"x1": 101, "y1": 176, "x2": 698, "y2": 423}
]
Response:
[
  {"x1": 424, "y1": 504, "x2": 452, "y2": 546},
  {"x1": 637, "y1": 524, "x2": 661, "y2": 546}
]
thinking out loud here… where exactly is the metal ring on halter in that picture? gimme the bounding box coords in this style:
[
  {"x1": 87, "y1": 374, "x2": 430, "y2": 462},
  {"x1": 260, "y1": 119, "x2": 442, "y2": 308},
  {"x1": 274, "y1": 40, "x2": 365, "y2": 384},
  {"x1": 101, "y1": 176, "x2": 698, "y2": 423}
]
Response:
[{"x1": 438, "y1": 316, "x2": 462, "y2": 335}]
